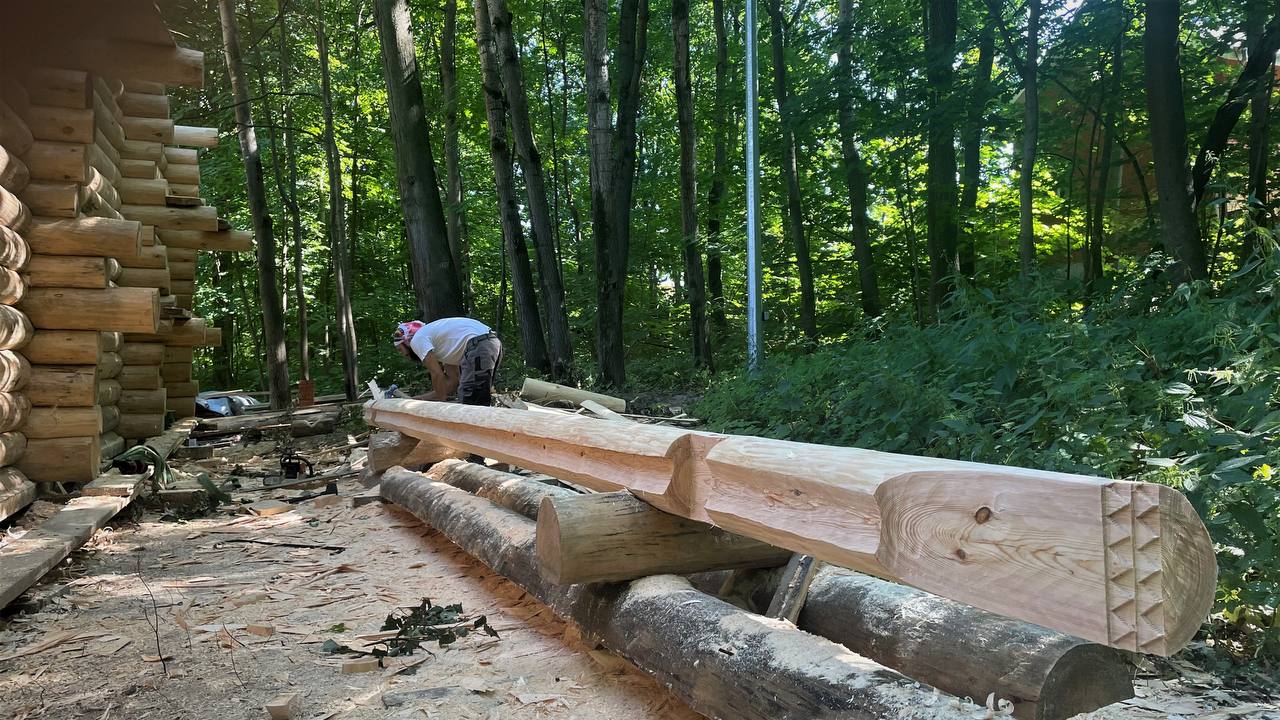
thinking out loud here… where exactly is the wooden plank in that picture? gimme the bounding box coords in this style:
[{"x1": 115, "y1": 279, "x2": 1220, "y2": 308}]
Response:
[
  {"x1": 580, "y1": 398, "x2": 629, "y2": 422},
  {"x1": 0, "y1": 495, "x2": 132, "y2": 609},
  {"x1": 365, "y1": 398, "x2": 1217, "y2": 656},
  {"x1": 81, "y1": 467, "x2": 153, "y2": 497}
]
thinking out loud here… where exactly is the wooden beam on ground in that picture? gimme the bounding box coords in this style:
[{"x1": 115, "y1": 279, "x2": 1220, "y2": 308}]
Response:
[
  {"x1": 520, "y1": 377, "x2": 626, "y2": 411},
  {"x1": 82, "y1": 467, "x2": 153, "y2": 497},
  {"x1": 379, "y1": 467, "x2": 978, "y2": 720},
  {"x1": 764, "y1": 554, "x2": 821, "y2": 624},
  {"x1": 429, "y1": 458, "x2": 579, "y2": 519},
  {"x1": 364, "y1": 398, "x2": 1217, "y2": 655}
]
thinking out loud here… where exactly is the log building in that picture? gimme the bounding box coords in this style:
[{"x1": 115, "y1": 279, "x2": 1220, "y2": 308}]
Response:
[{"x1": 0, "y1": 2, "x2": 249, "y2": 512}]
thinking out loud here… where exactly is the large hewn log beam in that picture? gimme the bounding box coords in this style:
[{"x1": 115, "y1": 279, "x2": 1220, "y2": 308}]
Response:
[
  {"x1": 379, "y1": 467, "x2": 977, "y2": 720},
  {"x1": 365, "y1": 398, "x2": 1216, "y2": 655}
]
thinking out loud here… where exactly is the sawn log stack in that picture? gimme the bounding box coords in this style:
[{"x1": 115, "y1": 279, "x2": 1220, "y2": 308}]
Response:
[{"x1": 365, "y1": 397, "x2": 1217, "y2": 656}]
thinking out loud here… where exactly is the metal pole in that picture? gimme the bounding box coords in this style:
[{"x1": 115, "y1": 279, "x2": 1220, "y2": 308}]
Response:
[{"x1": 744, "y1": 0, "x2": 763, "y2": 370}]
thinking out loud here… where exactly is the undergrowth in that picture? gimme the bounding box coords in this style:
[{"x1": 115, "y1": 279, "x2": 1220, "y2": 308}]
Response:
[{"x1": 698, "y1": 252, "x2": 1280, "y2": 666}]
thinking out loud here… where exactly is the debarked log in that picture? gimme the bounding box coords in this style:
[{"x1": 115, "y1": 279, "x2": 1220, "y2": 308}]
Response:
[{"x1": 379, "y1": 467, "x2": 978, "y2": 720}]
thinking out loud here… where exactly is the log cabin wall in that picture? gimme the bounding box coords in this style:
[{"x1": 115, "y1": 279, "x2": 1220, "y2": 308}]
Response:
[{"x1": 0, "y1": 3, "x2": 251, "y2": 497}]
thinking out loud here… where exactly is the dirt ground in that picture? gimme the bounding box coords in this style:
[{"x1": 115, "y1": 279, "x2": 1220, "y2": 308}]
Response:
[{"x1": 0, "y1": 426, "x2": 1276, "y2": 720}]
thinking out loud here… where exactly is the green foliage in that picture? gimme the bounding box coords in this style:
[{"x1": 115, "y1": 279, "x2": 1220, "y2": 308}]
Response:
[{"x1": 698, "y1": 252, "x2": 1280, "y2": 660}]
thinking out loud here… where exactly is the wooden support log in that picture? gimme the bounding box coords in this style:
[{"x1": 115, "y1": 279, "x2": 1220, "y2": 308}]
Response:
[
  {"x1": 25, "y1": 254, "x2": 108, "y2": 288},
  {"x1": 23, "y1": 406, "x2": 101, "y2": 439},
  {"x1": 97, "y1": 351, "x2": 122, "y2": 379},
  {"x1": 93, "y1": 41, "x2": 205, "y2": 88},
  {"x1": 27, "y1": 365, "x2": 95, "y2": 406},
  {"x1": 172, "y1": 125, "x2": 218, "y2": 148},
  {"x1": 120, "y1": 139, "x2": 162, "y2": 162},
  {"x1": 202, "y1": 326, "x2": 221, "y2": 348},
  {"x1": 116, "y1": 177, "x2": 169, "y2": 206},
  {"x1": 162, "y1": 345, "x2": 193, "y2": 363},
  {"x1": 367, "y1": 398, "x2": 1217, "y2": 656},
  {"x1": 19, "y1": 181, "x2": 80, "y2": 217},
  {"x1": 118, "y1": 365, "x2": 162, "y2": 390},
  {"x1": 85, "y1": 168, "x2": 120, "y2": 210},
  {"x1": 119, "y1": 158, "x2": 157, "y2": 179},
  {"x1": 0, "y1": 305, "x2": 34, "y2": 351},
  {"x1": 168, "y1": 396, "x2": 196, "y2": 418},
  {"x1": 167, "y1": 184, "x2": 200, "y2": 199},
  {"x1": 118, "y1": 388, "x2": 167, "y2": 414},
  {"x1": 380, "y1": 468, "x2": 976, "y2": 720},
  {"x1": 0, "y1": 432, "x2": 27, "y2": 465},
  {"x1": 156, "y1": 229, "x2": 251, "y2": 251},
  {"x1": 97, "y1": 379, "x2": 122, "y2": 406},
  {"x1": 118, "y1": 91, "x2": 170, "y2": 119},
  {"x1": 100, "y1": 405, "x2": 120, "y2": 433},
  {"x1": 25, "y1": 216, "x2": 141, "y2": 259},
  {"x1": 536, "y1": 490, "x2": 794, "y2": 584},
  {"x1": 0, "y1": 185, "x2": 32, "y2": 232},
  {"x1": 23, "y1": 105, "x2": 93, "y2": 144},
  {"x1": 0, "y1": 144, "x2": 30, "y2": 193},
  {"x1": 163, "y1": 147, "x2": 197, "y2": 165},
  {"x1": 120, "y1": 342, "x2": 165, "y2": 365},
  {"x1": 0, "y1": 267, "x2": 26, "y2": 304},
  {"x1": 163, "y1": 318, "x2": 208, "y2": 346},
  {"x1": 86, "y1": 139, "x2": 120, "y2": 185},
  {"x1": 17, "y1": 435, "x2": 100, "y2": 484},
  {"x1": 165, "y1": 246, "x2": 198, "y2": 263},
  {"x1": 118, "y1": 413, "x2": 163, "y2": 439},
  {"x1": 23, "y1": 68, "x2": 91, "y2": 109},
  {"x1": 521, "y1": 377, "x2": 626, "y2": 411},
  {"x1": 0, "y1": 351, "x2": 30, "y2": 392},
  {"x1": 99, "y1": 332, "x2": 122, "y2": 353},
  {"x1": 122, "y1": 80, "x2": 165, "y2": 95},
  {"x1": 99, "y1": 432, "x2": 125, "y2": 463},
  {"x1": 119, "y1": 204, "x2": 216, "y2": 231},
  {"x1": 163, "y1": 163, "x2": 200, "y2": 186},
  {"x1": 21, "y1": 330, "x2": 97, "y2": 364},
  {"x1": 91, "y1": 89, "x2": 126, "y2": 152},
  {"x1": 166, "y1": 380, "x2": 199, "y2": 396},
  {"x1": 19, "y1": 287, "x2": 159, "y2": 334},
  {"x1": 427, "y1": 458, "x2": 577, "y2": 518},
  {"x1": 0, "y1": 392, "x2": 31, "y2": 433},
  {"x1": 0, "y1": 98, "x2": 34, "y2": 156},
  {"x1": 0, "y1": 226, "x2": 29, "y2": 273},
  {"x1": 121, "y1": 116, "x2": 174, "y2": 144},
  {"x1": 160, "y1": 362, "x2": 190, "y2": 383},
  {"x1": 117, "y1": 244, "x2": 168, "y2": 270},
  {"x1": 169, "y1": 279, "x2": 194, "y2": 297},
  {"x1": 115, "y1": 266, "x2": 170, "y2": 293},
  {"x1": 23, "y1": 141, "x2": 87, "y2": 183},
  {"x1": 0, "y1": 467, "x2": 36, "y2": 524},
  {"x1": 168, "y1": 260, "x2": 195, "y2": 281}
]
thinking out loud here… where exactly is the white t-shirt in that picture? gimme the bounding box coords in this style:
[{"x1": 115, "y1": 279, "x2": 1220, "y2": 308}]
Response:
[{"x1": 408, "y1": 317, "x2": 492, "y2": 366}]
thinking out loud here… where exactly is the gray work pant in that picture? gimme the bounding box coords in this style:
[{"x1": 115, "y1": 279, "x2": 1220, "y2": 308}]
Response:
[{"x1": 459, "y1": 336, "x2": 502, "y2": 406}]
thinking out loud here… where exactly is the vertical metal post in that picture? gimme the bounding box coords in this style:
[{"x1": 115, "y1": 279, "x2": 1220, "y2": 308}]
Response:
[{"x1": 744, "y1": 0, "x2": 763, "y2": 370}]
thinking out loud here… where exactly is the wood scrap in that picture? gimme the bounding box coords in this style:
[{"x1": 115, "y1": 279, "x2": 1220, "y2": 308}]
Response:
[
  {"x1": 264, "y1": 692, "x2": 300, "y2": 720},
  {"x1": 247, "y1": 499, "x2": 293, "y2": 517}
]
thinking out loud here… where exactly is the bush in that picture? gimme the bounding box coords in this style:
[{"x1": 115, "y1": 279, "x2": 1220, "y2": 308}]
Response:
[{"x1": 698, "y1": 253, "x2": 1280, "y2": 662}]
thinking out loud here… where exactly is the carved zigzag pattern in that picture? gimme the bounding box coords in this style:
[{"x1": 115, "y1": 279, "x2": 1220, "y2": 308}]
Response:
[{"x1": 1102, "y1": 482, "x2": 1166, "y2": 653}]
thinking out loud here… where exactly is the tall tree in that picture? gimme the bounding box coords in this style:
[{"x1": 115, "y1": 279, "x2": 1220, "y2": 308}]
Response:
[
  {"x1": 765, "y1": 0, "x2": 817, "y2": 342},
  {"x1": 673, "y1": 0, "x2": 713, "y2": 367},
  {"x1": 923, "y1": 0, "x2": 959, "y2": 312},
  {"x1": 474, "y1": 0, "x2": 551, "y2": 372},
  {"x1": 317, "y1": 0, "x2": 359, "y2": 399},
  {"x1": 959, "y1": 13, "x2": 994, "y2": 279},
  {"x1": 836, "y1": 0, "x2": 881, "y2": 318},
  {"x1": 1143, "y1": 0, "x2": 1208, "y2": 280},
  {"x1": 1087, "y1": 13, "x2": 1125, "y2": 289},
  {"x1": 441, "y1": 0, "x2": 473, "y2": 308},
  {"x1": 373, "y1": 0, "x2": 466, "y2": 319},
  {"x1": 704, "y1": 0, "x2": 730, "y2": 332},
  {"x1": 277, "y1": 14, "x2": 309, "y2": 382},
  {"x1": 1018, "y1": 0, "x2": 1040, "y2": 274},
  {"x1": 1246, "y1": 0, "x2": 1275, "y2": 237},
  {"x1": 584, "y1": 0, "x2": 650, "y2": 387},
  {"x1": 488, "y1": 0, "x2": 575, "y2": 378},
  {"x1": 218, "y1": 0, "x2": 291, "y2": 409}
]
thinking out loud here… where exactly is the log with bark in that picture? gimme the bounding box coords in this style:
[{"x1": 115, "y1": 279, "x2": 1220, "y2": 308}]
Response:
[
  {"x1": 520, "y1": 377, "x2": 626, "y2": 411},
  {"x1": 380, "y1": 466, "x2": 979, "y2": 720},
  {"x1": 365, "y1": 398, "x2": 1217, "y2": 655}
]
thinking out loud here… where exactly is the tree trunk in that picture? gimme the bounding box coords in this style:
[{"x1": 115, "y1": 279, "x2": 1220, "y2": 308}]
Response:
[
  {"x1": 959, "y1": 14, "x2": 994, "y2": 279},
  {"x1": 441, "y1": 0, "x2": 472, "y2": 309},
  {"x1": 317, "y1": 0, "x2": 359, "y2": 399},
  {"x1": 1018, "y1": 0, "x2": 1040, "y2": 275},
  {"x1": 218, "y1": 0, "x2": 291, "y2": 410},
  {"x1": 836, "y1": 0, "x2": 881, "y2": 319},
  {"x1": 277, "y1": 16, "x2": 310, "y2": 382},
  {"x1": 673, "y1": 0, "x2": 712, "y2": 368},
  {"x1": 474, "y1": 0, "x2": 551, "y2": 373},
  {"x1": 1142, "y1": 0, "x2": 1207, "y2": 280},
  {"x1": 924, "y1": 0, "x2": 959, "y2": 315},
  {"x1": 766, "y1": 0, "x2": 816, "y2": 342},
  {"x1": 489, "y1": 0, "x2": 574, "y2": 378},
  {"x1": 705, "y1": 0, "x2": 729, "y2": 333},
  {"x1": 1087, "y1": 18, "x2": 1124, "y2": 290},
  {"x1": 373, "y1": 0, "x2": 466, "y2": 319},
  {"x1": 1246, "y1": 0, "x2": 1275, "y2": 243}
]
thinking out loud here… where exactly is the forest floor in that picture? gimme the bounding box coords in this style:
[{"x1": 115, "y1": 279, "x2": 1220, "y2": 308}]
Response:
[{"x1": 0, "y1": 425, "x2": 1275, "y2": 720}]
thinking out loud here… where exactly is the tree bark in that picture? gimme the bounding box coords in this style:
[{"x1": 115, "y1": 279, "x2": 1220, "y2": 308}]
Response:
[
  {"x1": 705, "y1": 0, "x2": 729, "y2": 332},
  {"x1": 1018, "y1": 0, "x2": 1040, "y2": 275},
  {"x1": 1142, "y1": 0, "x2": 1207, "y2": 280},
  {"x1": 1191, "y1": 11, "x2": 1280, "y2": 212},
  {"x1": 277, "y1": 14, "x2": 310, "y2": 382},
  {"x1": 959, "y1": 14, "x2": 994, "y2": 279},
  {"x1": 218, "y1": 0, "x2": 291, "y2": 409},
  {"x1": 489, "y1": 0, "x2": 575, "y2": 379},
  {"x1": 474, "y1": 0, "x2": 551, "y2": 373},
  {"x1": 1087, "y1": 19, "x2": 1124, "y2": 290},
  {"x1": 836, "y1": 0, "x2": 881, "y2": 318},
  {"x1": 924, "y1": 0, "x2": 959, "y2": 314},
  {"x1": 766, "y1": 0, "x2": 816, "y2": 342},
  {"x1": 441, "y1": 0, "x2": 473, "y2": 309},
  {"x1": 317, "y1": 0, "x2": 359, "y2": 399},
  {"x1": 373, "y1": 0, "x2": 466, "y2": 319},
  {"x1": 673, "y1": 0, "x2": 713, "y2": 368},
  {"x1": 1246, "y1": 0, "x2": 1275, "y2": 242}
]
